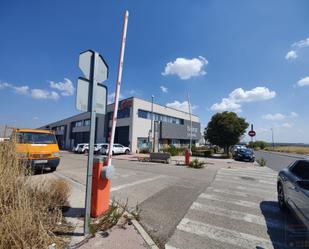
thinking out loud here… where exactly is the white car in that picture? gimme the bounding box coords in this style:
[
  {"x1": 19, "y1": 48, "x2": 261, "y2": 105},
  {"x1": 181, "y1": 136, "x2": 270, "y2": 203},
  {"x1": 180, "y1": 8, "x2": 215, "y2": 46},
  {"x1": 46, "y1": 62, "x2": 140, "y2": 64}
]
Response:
[
  {"x1": 77, "y1": 144, "x2": 89, "y2": 154},
  {"x1": 73, "y1": 143, "x2": 88, "y2": 153},
  {"x1": 94, "y1": 143, "x2": 108, "y2": 154},
  {"x1": 99, "y1": 143, "x2": 130, "y2": 155}
]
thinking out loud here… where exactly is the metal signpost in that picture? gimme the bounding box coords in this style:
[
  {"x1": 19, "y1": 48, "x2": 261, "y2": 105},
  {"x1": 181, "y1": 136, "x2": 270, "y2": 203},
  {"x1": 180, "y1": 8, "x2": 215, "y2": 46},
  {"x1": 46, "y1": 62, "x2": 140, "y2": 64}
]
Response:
[
  {"x1": 76, "y1": 49, "x2": 108, "y2": 235},
  {"x1": 248, "y1": 124, "x2": 256, "y2": 142}
]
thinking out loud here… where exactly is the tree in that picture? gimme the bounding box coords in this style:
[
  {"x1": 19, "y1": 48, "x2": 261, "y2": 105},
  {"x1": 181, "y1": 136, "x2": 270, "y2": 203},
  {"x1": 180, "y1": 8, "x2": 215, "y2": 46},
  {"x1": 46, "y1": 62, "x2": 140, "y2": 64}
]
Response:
[{"x1": 205, "y1": 112, "x2": 249, "y2": 155}]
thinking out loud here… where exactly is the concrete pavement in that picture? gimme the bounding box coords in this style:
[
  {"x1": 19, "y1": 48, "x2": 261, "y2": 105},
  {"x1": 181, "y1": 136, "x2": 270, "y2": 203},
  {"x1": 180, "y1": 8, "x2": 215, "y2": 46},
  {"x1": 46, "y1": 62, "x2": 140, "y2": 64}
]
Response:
[{"x1": 165, "y1": 166, "x2": 304, "y2": 249}]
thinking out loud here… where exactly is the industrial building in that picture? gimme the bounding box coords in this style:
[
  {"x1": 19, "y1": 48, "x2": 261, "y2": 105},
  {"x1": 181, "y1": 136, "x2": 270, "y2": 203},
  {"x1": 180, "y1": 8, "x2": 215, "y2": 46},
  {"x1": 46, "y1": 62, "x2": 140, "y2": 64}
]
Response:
[{"x1": 40, "y1": 97, "x2": 201, "y2": 153}]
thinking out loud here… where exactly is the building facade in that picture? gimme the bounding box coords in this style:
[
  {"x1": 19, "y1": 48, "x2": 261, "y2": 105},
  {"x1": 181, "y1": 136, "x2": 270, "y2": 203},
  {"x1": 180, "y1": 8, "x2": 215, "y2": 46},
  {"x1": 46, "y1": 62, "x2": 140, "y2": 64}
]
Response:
[{"x1": 40, "y1": 97, "x2": 201, "y2": 152}]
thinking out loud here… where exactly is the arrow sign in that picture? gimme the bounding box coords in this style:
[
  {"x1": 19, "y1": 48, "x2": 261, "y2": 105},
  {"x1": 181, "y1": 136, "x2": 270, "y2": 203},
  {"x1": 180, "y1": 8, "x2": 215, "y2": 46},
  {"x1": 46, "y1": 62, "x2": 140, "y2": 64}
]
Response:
[{"x1": 79, "y1": 50, "x2": 108, "y2": 83}]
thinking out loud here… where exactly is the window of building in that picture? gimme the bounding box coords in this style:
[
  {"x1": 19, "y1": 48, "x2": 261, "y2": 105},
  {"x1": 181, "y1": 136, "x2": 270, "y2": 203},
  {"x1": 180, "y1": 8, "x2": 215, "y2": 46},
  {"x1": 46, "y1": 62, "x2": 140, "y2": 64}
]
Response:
[
  {"x1": 137, "y1": 109, "x2": 184, "y2": 125},
  {"x1": 74, "y1": 121, "x2": 83, "y2": 127},
  {"x1": 84, "y1": 119, "x2": 91, "y2": 126},
  {"x1": 107, "y1": 107, "x2": 131, "y2": 120}
]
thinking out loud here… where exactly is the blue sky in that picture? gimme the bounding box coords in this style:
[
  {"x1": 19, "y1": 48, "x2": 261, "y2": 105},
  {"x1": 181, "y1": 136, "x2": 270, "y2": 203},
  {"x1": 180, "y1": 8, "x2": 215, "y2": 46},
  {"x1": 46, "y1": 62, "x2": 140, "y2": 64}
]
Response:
[{"x1": 0, "y1": 0, "x2": 309, "y2": 143}]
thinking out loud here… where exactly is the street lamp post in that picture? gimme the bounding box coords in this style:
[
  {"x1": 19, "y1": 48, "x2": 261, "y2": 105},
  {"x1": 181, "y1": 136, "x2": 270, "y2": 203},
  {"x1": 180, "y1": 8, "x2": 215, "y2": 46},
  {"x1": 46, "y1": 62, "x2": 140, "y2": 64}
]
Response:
[
  {"x1": 151, "y1": 95, "x2": 154, "y2": 152},
  {"x1": 271, "y1": 128, "x2": 275, "y2": 149}
]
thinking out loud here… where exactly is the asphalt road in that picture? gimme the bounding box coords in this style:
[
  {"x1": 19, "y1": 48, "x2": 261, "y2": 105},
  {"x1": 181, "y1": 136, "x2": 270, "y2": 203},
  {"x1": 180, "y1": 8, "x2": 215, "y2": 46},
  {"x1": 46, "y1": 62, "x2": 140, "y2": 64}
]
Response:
[
  {"x1": 54, "y1": 152, "x2": 227, "y2": 248},
  {"x1": 255, "y1": 150, "x2": 307, "y2": 172},
  {"x1": 37, "y1": 151, "x2": 307, "y2": 249}
]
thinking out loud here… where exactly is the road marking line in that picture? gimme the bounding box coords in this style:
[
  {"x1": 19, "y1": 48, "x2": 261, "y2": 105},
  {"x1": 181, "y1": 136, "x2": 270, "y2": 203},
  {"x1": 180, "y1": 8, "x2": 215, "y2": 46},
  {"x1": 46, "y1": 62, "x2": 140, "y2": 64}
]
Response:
[
  {"x1": 219, "y1": 170, "x2": 277, "y2": 178},
  {"x1": 206, "y1": 187, "x2": 276, "y2": 199},
  {"x1": 199, "y1": 193, "x2": 259, "y2": 208},
  {"x1": 199, "y1": 193, "x2": 280, "y2": 213},
  {"x1": 191, "y1": 202, "x2": 283, "y2": 229},
  {"x1": 214, "y1": 179, "x2": 276, "y2": 190},
  {"x1": 165, "y1": 245, "x2": 181, "y2": 249},
  {"x1": 215, "y1": 176, "x2": 276, "y2": 186},
  {"x1": 111, "y1": 175, "x2": 166, "y2": 192},
  {"x1": 177, "y1": 218, "x2": 282, "y2": 249},
  {"x1": 217, "y1": 172, "x2": 276, "y2": 179}
]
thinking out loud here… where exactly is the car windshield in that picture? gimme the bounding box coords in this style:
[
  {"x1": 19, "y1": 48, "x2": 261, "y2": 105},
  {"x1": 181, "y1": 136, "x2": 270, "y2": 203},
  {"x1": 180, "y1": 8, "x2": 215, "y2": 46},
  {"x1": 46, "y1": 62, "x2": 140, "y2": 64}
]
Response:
[{"x1": 16, "y1": 132, "x2": 57, "y2": 144}]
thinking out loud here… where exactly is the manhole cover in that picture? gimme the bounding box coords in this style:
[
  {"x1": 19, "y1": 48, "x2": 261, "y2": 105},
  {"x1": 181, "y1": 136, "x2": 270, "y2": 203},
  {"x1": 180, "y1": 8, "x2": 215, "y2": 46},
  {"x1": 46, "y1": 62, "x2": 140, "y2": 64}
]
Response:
[{"x1": 240, "y1": 176, "x2": 255, "y2": 181}]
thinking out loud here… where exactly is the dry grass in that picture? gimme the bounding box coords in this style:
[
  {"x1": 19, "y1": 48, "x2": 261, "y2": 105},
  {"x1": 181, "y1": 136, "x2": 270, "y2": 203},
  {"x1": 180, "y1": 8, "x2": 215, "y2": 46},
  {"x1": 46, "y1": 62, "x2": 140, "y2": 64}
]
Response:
[
  {"x1": 265, "y1": 146, "x2": 309, "y2": 155},
  {"x1": 0, "y1": 141, "x2": 71, "y2": 249}
]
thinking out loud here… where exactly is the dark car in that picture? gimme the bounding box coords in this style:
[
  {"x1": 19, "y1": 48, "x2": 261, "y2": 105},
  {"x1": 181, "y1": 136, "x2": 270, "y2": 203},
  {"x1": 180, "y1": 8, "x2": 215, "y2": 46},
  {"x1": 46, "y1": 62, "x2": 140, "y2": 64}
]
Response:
[
  {"x1": 234, "y1": 148, "x2": 255, "y2": 162},
  {"x1": 277, "y1": 159, "x2": 309, "y2": 229}
]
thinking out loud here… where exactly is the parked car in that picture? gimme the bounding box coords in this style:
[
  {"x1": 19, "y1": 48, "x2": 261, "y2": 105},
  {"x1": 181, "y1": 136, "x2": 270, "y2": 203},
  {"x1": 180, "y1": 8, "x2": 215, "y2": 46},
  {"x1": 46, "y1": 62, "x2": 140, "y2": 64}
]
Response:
[
  {"x1": 234, "y1": 148, "x2": 255, "y2": 162},
  {"x1": 73, "y1": 143, "x2": 88, "y2": 153},
  {"x1": 232, "y1": 145, "x2": 247, "y2": 158},
  {"x1": 99, "y1": 143, "x2": 130, "y2": 155},
  {"x1": 94, "y1": 143, "x2": 108, "y2": 154},
  {"x1": 277, "y1": 159, "x2": 309, "y2": 229}
]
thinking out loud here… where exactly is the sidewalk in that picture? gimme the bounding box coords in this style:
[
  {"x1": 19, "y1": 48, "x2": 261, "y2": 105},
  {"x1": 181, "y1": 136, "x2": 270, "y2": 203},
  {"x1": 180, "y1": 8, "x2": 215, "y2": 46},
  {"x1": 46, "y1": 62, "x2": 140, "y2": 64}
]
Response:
[{"x1": 57, "y1": 173, "x2": 154, "y2": 249}]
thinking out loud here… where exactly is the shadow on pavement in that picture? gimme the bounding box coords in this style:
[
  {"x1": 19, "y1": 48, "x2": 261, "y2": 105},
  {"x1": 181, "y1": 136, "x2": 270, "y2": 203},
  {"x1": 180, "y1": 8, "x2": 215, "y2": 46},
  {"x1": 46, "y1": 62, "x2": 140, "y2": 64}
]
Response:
[
  {"x1": 64, "y1": 207, "x2": 85, "y2": 218},
  {"x1": 260, "y1": 201, "x2": 309, "y2": 249}
]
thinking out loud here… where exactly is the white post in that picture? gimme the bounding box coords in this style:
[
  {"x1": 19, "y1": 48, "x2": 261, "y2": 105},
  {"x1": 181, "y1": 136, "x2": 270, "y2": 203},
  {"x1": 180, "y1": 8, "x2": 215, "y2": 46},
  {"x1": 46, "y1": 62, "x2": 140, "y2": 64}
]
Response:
[
  {"x1": 107, "y1": 10, "x2": 129, "y2": 167},
  {"x1": 187, "y1": 92, "x2": 192, "y2": 153}
]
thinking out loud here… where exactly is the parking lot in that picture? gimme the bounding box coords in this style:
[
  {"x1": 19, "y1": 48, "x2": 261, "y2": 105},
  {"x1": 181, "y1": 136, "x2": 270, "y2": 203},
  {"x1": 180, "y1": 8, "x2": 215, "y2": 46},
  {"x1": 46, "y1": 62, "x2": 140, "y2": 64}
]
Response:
[{"x1": 35, "y1": 151, "x2": 307, "y2": 249}]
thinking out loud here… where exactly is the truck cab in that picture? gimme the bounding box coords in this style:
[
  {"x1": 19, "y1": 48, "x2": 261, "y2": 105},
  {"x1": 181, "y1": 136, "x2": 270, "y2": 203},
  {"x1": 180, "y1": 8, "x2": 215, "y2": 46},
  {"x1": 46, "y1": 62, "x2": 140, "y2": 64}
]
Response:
[{"x1": 12, "y1": 128, "x2": 60, "y2": 172}]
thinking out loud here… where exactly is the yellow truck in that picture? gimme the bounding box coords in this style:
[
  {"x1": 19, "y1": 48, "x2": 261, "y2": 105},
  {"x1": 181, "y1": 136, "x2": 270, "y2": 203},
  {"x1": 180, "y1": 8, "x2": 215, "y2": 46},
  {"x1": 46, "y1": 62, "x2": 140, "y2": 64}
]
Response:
[{"x1": 12, "y1": 128, "x2": 60, "y2": 172}]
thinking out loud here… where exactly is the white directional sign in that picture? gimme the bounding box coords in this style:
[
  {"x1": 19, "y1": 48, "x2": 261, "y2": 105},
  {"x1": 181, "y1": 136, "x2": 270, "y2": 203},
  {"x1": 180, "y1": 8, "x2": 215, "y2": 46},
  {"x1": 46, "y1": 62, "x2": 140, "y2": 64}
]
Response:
[
  {"x1": 79, "y1": 50, "x2": 108, "y2": 83},
  {"x1": 76, "y1": 77, "x2": 107, "y2": 114}
]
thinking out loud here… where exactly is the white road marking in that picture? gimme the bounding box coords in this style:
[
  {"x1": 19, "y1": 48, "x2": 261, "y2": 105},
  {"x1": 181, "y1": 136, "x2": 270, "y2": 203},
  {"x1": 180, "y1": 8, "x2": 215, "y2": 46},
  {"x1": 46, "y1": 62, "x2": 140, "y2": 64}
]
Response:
[
  {"x1": 215, "y1": 176, "x2": 276, "y2": 186},
  {"x1": 191, "y1": 202, "x2": 283, "y2": 229},
  {"x1": 177, "y1": 218, "x2": 283, "y2": 249},
  {"x1": 111, "y1": 175, "x2": 166, "y2": 192},
  {"x1": 214, "y1": 179, "x2": 276, "y2": 190},
  {"x1": 199, "y1": 193, "x2": 259, "y2": 208},
  {"x1": 206, "y1": 186, "x2": 276, "y2": 199},
  {"x1": 165, "y1": 245, "x2": 180, "y2": 249}
]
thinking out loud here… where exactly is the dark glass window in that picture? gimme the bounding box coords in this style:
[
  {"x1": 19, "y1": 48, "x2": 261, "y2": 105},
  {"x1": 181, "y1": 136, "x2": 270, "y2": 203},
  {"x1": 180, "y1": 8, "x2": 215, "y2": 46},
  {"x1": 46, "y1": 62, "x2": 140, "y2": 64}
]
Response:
[
  {"x1": 16, "y1": 132, "x2": 57, "y2": 144},
  {"x1": 108, "y1": 107, "x2": 131, "y2": 120},
  {"x1": 84, "y1": 119, "x2": 91, "y2": 126},
  {"x1": 137, "y1": 109, "x2": 184, "y2": 125},
  {"x1": 291, "y1": 160, "x2": 309, "y2": 180}
]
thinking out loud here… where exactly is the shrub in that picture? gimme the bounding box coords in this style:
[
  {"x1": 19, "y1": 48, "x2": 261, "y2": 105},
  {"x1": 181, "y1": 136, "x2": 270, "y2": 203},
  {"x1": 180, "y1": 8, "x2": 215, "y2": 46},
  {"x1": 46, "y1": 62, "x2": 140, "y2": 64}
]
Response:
[
  {"x1": 162, "y1": 147, "x2": 184, "y2": 156},
  {"x1": 204, "y1": 150, "x2": 212, "y2": 157},
  {"x1": 188, "y1": 159, "x2": 205, "y2": 169},
  {"x1": 0, "y1": 141, "x2": 70, "y2": 249},
  {"x1": 139, "y1": 147, "x2": 150, "y2": 154},
  {"x1": 256, "y1": 157, "x2": 267, "y2": 167}
]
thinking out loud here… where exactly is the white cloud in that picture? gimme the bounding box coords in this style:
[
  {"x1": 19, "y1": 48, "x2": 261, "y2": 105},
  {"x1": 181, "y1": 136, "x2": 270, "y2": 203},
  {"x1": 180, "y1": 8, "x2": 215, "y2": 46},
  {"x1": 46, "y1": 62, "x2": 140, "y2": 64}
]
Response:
[
  {"x1": 262, "y1": 112, "x2": 298, "y2": 121},
  {"x1": 0, "y1": 82, "x2": 12, "y2": 89},
  {"x1": 31, "y1": 89, "x2": 59, "y2": 100},
  {"x1": 108, "y1": 92, "x2": 124, "y2": 104},
  {"x1": 129, "y1": 90, "x2": 136, "y2": 95},
  {"x1": 162, "y1": 56, "x2": 208, "y2": 80},
  {"x1": 286, "y1": 37, "x2": 309, "y2": 60},
  {"x1": 281, "y1": 123, "x2": 293, "y2": 128},
  {"x1": 292, "y1": 38, "x2": 309, "y2": 49},
  {"x1": 210, "y1": 87, "x2": 276, "y2": 112},
  {"x1": 262, "y1": 113, "x2": 286, "y2": 121},
  {"x1": 290, "y1": 112, "x2": 298, "y2": 118},
  {"x1": 49, "y1": 78, "x2": 74, "y2": 96},
  {"x1": 285, "y1": 50, "x2": 298, "y2": 60},
  {"x1": 166, "y1": 100, "x2": 197, "y2": 113},
  {"x1": 33, "y1": 117, "x2": 39, "y2": 120},
  {"x1": 13, "y1": 86, "x2": 30, "y2": 95},
  {"x1": 297, "y1": 76, "x2": 309, "y2": 87},
  {"x1": 160, "y1": 85, "x2": 168, "y2": 93}
]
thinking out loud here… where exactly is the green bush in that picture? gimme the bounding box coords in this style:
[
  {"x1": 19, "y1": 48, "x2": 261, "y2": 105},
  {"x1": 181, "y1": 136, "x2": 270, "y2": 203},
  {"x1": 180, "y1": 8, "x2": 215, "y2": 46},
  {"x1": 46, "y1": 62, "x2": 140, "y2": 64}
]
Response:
[
  {"x1": 188, "y1": 159, "x2": 205, "y2": 169},
  {"x1": 256, "y1": 157, "x2": 267, "y2": 167},
  {"x1": 162, "y1": 147, "x2": 184, "y2": 156},
  {"x1": 139, "y1": 148, "x2": 150, "y2": 154},
  {"x1": 204, "y1": 150, "x2": 212, "y2": 157}
]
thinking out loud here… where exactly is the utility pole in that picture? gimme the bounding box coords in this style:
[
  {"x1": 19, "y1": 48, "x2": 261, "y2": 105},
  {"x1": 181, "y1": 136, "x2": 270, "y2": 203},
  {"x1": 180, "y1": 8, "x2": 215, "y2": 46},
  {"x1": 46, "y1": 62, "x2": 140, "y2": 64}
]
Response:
[
  {"x1": 271, "y1": 128, "x2": 275, "y2": 149},
  {"x1": 151, "y1": 95, "x2": 154, "y2": 152},
  {"x1": 187, "y1": 92, "x2": 192, "y2": 154}
]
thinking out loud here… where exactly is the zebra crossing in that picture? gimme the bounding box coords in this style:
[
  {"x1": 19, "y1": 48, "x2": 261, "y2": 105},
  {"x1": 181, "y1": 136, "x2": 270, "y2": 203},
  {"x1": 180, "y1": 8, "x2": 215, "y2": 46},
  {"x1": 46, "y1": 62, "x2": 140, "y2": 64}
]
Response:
[{"x1": 165, "y1": 167, "x2": 298, "y2": 249}]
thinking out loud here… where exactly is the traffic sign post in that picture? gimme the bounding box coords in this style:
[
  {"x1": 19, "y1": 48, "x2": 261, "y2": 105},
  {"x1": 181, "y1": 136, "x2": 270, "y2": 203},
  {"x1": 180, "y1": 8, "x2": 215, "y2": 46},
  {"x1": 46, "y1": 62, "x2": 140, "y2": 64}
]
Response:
[
  {"x1": 248, "y1": 124, "x2": 256, "y2": 143},
  {"x1": 77, "y1": 50, "x2": 108, "y2": 235}
]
